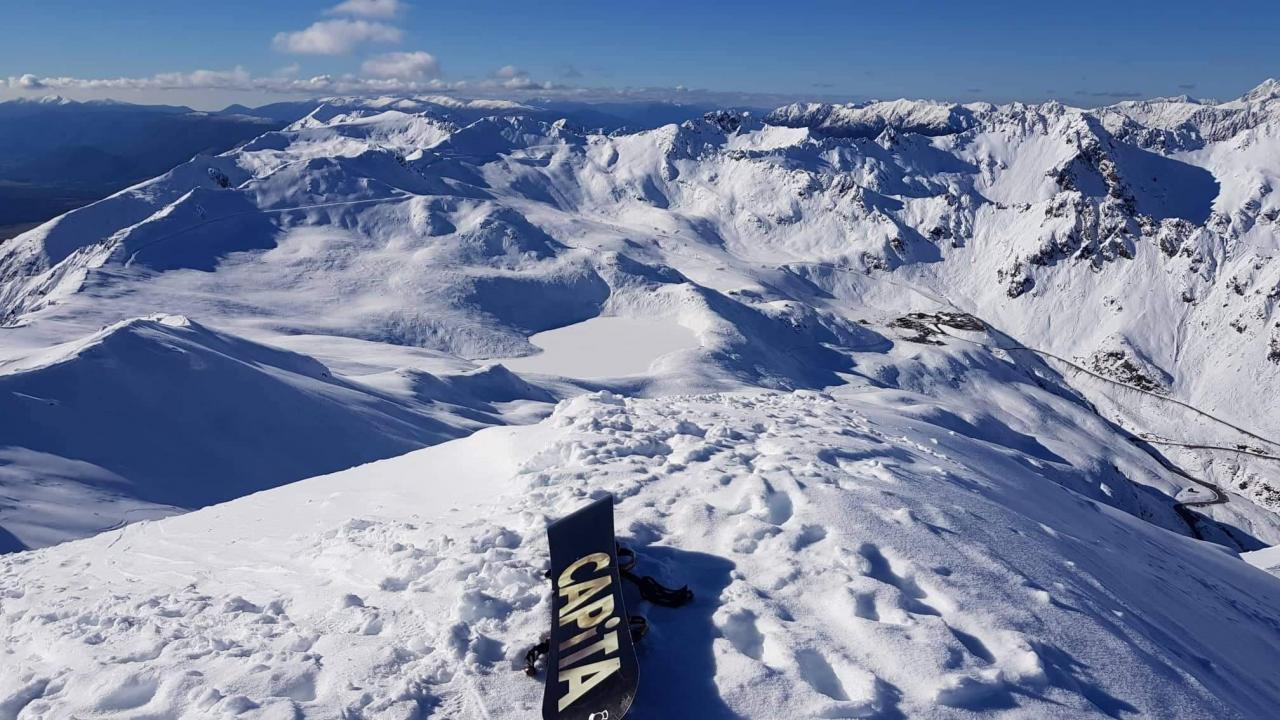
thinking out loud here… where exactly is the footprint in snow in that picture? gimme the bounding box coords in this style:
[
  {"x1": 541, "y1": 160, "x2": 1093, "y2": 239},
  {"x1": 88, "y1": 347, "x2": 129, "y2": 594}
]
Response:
[
  {"x1": 718, "y1": 608, "x2": 765, "y2": 660},
  {"x1": 857, "y1": 543, "x2": 947, "y2": 618}
]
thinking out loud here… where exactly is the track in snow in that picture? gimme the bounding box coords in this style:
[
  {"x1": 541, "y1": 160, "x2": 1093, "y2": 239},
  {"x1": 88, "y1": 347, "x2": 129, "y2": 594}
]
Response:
[{"x1": 5, "y1": 391, "x2": 1280, "y2": 718}]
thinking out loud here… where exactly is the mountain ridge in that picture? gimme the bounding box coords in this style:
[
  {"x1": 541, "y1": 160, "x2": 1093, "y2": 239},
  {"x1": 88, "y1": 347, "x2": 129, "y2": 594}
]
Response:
[
  {"x1": 3, "y1": 81, "x2": 1279, "y2": 545},
  {"x1": 3, "y1": 82, "x2": 1280, "y2": 718}
]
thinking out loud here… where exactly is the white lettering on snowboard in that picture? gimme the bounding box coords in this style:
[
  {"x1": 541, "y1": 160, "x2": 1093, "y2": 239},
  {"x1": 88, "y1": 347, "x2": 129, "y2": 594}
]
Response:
[{"x1": 556, "y1": 551, "x2": 623, "y2": 712}]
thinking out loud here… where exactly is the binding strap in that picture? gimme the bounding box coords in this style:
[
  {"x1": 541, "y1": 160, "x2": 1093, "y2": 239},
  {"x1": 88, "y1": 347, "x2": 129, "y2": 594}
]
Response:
[
  {"x1": 523, "y1": 617, "x2": 651, "y2": 676},
  {"x1": 616, "y1": 543, "x2": 695, "y2": 608},
  {"x1": 523, "y1": 544, "x2": 694, "y2": 676},
  {"x1": 626, "y1": 573, "x2": 695, "y2": 607},
  {"x1": 524, "y1": 637, "x2": 550, "y2": 676},
  {"x1": 628, "y1": 614, "x2": 649, "y2": 641},
  {"x1": 617, "y1": 544, "x2": 638, "y2": 572}
]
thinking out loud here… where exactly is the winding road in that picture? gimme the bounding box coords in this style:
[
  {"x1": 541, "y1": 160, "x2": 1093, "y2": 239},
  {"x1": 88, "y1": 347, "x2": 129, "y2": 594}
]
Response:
[{"x1": 919, "y1": 315, "x2": 1266, "y2": 542}]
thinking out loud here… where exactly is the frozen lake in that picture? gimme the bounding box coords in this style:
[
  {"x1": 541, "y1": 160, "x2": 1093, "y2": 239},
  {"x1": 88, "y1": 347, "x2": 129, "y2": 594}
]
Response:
[{"x1": 494, "y1": 316, "x2": 698, "y2": 379}]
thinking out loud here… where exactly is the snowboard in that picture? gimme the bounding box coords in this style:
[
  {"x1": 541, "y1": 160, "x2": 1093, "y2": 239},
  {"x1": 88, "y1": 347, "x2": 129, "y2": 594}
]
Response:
[{"x1": 542, "y1": 495, "x2": 639, "y2": 720}]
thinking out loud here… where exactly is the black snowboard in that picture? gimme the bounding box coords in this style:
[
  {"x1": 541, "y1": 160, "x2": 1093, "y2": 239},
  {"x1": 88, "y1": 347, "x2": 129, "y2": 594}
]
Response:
[{"x1": 542, "y1": 495, "x2": 639, "y2": 720}]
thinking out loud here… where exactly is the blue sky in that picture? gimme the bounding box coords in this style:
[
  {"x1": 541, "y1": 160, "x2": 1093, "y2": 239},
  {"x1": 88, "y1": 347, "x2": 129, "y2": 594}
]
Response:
[{"x1": 3, "y1": 0, "x2": 1277, "y2": 109}]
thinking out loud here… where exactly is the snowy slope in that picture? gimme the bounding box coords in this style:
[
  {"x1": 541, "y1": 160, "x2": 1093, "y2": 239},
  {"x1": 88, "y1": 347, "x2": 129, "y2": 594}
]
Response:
[
  {"x1": 0, "y1": 314, "x2": 550, "y2": 550},
  {"x1": 3, "y1": 390, "x2": 1280, "y2": 718}
]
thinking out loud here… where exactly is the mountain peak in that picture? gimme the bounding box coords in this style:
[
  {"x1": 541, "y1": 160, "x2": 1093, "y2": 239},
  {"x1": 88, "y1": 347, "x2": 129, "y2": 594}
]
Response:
[
  {"x1": 1243, "y1": 78, "x2": 1280, "y2": 102},
  {"x1": 4, "y1": 94, "x2": 73, "y2": 106}
]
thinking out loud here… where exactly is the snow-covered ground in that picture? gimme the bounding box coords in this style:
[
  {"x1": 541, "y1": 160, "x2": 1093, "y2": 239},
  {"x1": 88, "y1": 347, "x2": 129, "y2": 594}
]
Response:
[
  {"x1": 1244, "y1": 544, "x2": 1280, "y2": 578},
  {"x1": 489, "y1": 316, "x2": 699, "y2": 379},
  {"x1": 4, "y1": 84, "x2": 1280, "y2": 717},
  {"x1": 5, "y1": 390, "x2": 1280, "y2": 718},
  {"x1": 0, "y1": 314, "x2": 550, "y2": 550}
]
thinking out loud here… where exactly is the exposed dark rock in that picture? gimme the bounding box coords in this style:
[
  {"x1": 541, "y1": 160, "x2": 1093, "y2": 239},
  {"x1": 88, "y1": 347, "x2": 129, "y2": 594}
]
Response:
[
  {"x1": 703, "y1": 110, "x2": 742, "y2": 134},
  {"x1": 888, "y1": 312, "x2": 985, "y2": 344},
  {"x1": 1089, "y1": 350, "x2": 1168, "y2": 393}
]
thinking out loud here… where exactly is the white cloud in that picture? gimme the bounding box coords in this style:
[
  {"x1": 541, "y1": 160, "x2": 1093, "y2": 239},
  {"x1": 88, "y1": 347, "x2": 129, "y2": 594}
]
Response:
[
  {"x1": 272, "y1": 19, "x2": 402, "y2": 55},
  {"x1": 491, "y1": 66, "x2": 541, "y2": 88},
  {"x1": 10, "y1": 67, "x2": 560, "y2": 99},
  {"x1": 501, "y1": 76, "x2": 539, "y2": 89},
  {"x1": 3, "y1": 69, "x2": 810, "y2": 112},
  {"x1": 482, "y1": 67, "x2": 547, "y2": 90},
  {"x1": 326, "y1": 0, "x2": 405, "y2": 19},
  {"x1": 18, "y1": 67, "x2": 249, "y2": 91},
  {"x1": 361, "y1": 51, "x2": 439, "y2": 80},
  {"x1": 495, "y1": 65, "x2": 527, "y2": 80},
  {"x1": 14, "y1": 73, "x2": 45, "y2": 89},
  {"x1": 9, "y1": 68, "x2": 465, "y2": 96}
]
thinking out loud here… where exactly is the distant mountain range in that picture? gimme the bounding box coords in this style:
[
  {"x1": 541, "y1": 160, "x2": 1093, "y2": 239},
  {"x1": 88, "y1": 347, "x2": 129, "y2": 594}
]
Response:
[
  {"x1": 0, "y1": 97, "x2": 282, "y2": 237},
  {"x1": 3, "y1": 83, "x2": 1280, "y2": 717},
  {"x1": 0, "y1": 94, "x2": 746, "y2": 239}
]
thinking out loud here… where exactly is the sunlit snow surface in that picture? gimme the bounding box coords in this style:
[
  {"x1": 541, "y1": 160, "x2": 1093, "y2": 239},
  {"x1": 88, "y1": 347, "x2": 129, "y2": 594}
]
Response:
[
  {"x1": 493, "y1": 316, "x2": 699, "y2": 378},
  {"x1": 3, "y1": 392, "x2": 1279, "y2": 718},
  {"x1": 1244, "y1": 544, "x2": 1280, "y2": 577}
]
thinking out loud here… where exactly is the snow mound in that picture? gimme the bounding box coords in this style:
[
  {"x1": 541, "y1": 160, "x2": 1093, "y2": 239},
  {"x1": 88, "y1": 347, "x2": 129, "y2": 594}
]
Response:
[{"x1": 3, "y1": 391, "x2": 1278, "y2": 718}]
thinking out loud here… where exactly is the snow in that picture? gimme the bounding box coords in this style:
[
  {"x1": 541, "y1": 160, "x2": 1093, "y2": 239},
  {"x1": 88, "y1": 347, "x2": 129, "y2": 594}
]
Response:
[
  {"x1": 764, "y1": 99, "x2": 977, "y2": 138},
  {"x1": 490, "y1": 316, "x2": 699, "y2": 379},
  {"x1": 0, "y1": 314, "x2": 549, "y2": 551},
  {"x1": 4, "y1": 391, "x2": 1280, "y2": 718},
  {"x1": 1243, "y1": 544, "x2": 1280, "y2": 578},
  {"x1": 3, "y1": 84, "x2": 1280, "y2": 717}
]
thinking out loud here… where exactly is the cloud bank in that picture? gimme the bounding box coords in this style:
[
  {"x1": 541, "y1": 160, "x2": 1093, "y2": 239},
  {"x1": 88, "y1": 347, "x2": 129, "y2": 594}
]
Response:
[
  {"x1": 1, "y1": 69, "x2": 826, "y2": 114},
  {"x1": 5, "y1": 68, "x2": 457, "y2": 95}
]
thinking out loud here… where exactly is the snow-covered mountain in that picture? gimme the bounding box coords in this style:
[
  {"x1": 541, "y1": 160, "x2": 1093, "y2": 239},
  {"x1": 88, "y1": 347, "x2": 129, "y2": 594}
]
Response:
[
  {"x1": 3, "y1": 83, "x2": 1280, "y2": 716},
  {"x1": 0, "y1": 97, "x2": 283, "y2": 234},
  {"x1": 0, "y1": 314, "x2": 549, "y2": 549},
  {"x1": 218, "y1": 94, "x2": 741, "y2": 133},
  {"x1": 5, "y1": 83, "x2": 1280, "y2": 526}
]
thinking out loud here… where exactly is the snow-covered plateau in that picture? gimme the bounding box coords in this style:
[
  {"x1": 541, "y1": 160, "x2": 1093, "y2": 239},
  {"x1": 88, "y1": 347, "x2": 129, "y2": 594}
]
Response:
[{"x1": 3, "y1": 84, "x2": 1280, "y2": 717}]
